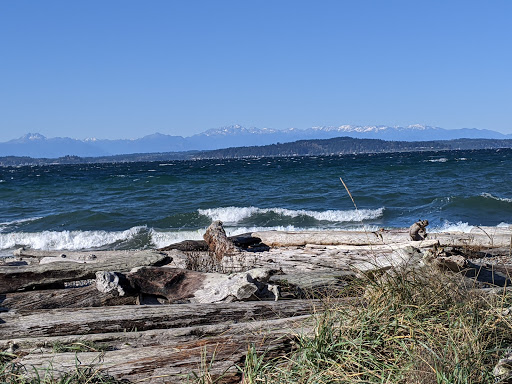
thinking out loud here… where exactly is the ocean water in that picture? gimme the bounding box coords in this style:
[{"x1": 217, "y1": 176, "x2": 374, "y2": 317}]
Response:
[{"x1": 1, "y1": 149, "x2": 511, "y2": 256}]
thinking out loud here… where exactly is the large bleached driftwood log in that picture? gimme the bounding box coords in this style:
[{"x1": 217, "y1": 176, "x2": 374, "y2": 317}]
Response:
[
  {"x1": 13, "y1": 315, "x2": 313, "y2": 384},
  {"x1": 0, "y1": 250, "x2": 171, "y2": 293},
  {"x1": 252, "y1": 227, "x2": 512, "y2": 248},
  {"x1": 219, "y1": 240, "x2": 439, "y2": 274},
  {"x1": 4, "y1": 314, "x2": 313, "y2": 351},
  {"x1": 96, "y1": 267, "x2": 278, "y2": 303},
  {"x1": 0, "y1": 299, "x2": 330, "y2": 340}
]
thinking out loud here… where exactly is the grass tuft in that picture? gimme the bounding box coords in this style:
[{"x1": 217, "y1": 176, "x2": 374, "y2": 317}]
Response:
[{"x1": 238, "y1": 268, "x2": 512, "y2": 384}]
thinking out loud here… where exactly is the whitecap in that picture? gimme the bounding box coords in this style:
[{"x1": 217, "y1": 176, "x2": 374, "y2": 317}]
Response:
[
  {"x1": 149, "y1": 229, "x2": 205, "y2": 248},
  {"x1": 197, "y1": 206, "x2": 384, "y2": 224},
  {"x1": 0, "y1": 226, "x2": 146, "y2": 250},
  {"x1": 426, "y1": 158, "x2": 448, "y2": 163},
  {"x1": 481, "y1": 193, "x2": 512, "y2": 203},
  {"x1": 431, "y1": 221, "x2": 474, "y2": 233}
]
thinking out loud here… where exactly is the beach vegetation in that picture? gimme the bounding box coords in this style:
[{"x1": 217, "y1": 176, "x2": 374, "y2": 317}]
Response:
[{"x1": 233, "y1": 269, "x2": 512, "y2": 384}]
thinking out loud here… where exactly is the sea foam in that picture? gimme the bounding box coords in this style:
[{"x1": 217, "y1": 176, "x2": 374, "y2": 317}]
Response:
[
  {"x1": 0, "y1": 226, "x2": 146, "y2": 250},
  {"x1": 431, "y1": 221, "x2": 474, "y2": 233},
  {"x1": 197, "y1": 206, "x2": 384, "y2": 224}
]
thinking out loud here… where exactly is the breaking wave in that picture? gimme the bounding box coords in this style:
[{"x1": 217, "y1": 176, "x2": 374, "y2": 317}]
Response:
[
  {"x1": 431, "y1": 221, "x2": 474, "y2": 233},
  {"x1": 197, "y1": 206, "x2": 385, "y2": 224},
  {"x1": 0, "y1": 226, "x2": 147, "y2": 251}
]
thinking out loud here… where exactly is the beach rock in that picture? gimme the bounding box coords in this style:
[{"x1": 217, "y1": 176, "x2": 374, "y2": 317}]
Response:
[
  {"x1": 96, "y1": 271, "x2": 126, "y2": 296},
  {"x1": 494, "y1": 351, "x2": 512, "y2": 383},
  {"x1": 204, "y1": 220, "x2": 241, "y2": 261}
]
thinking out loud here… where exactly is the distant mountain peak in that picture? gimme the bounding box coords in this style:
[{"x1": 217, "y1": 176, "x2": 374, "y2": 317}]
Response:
[
  {"x1": 2, "y1": 124, "x2": 510, "y2": 159},
  {"x1": 200, "y1": 124, "x2": 276, "y2": 136},
  {"x1": 22, "y1": 133, "x2": 46, "y2": 141}
]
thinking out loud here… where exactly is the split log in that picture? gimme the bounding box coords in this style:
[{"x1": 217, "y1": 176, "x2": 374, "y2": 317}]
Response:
[
  {"x1": 96, "y1": 267, "x2": 278, "y2": 303},
  {"x1": 14, "y1": 315, "x2": 312, "y2": 384},
  {"x1": 204, "y1": 221, "x2": 241, "y2": 261},
  {"x1": 0, "y1": 299, "x2": 332, "y2": 340},
  {"x1": 252, "y1": 227, "x2": 512, "y2": 248},
  {"x1": 0, "y1": 285, "x2": 137, "y2": 311},
  {"x1": 220, "y1": 240, "x2": 439, "y2": 274},
  {"x1": 0, "y1": 250, "x2": 171, "y2": 293}
]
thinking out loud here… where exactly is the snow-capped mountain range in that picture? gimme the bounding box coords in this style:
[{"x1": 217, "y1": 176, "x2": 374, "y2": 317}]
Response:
[{"x1": 1, "y1": 124, "x2": 510, "y2": 158}]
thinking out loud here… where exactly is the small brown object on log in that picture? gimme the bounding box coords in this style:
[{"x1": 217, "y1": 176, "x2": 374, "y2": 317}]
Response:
[{"x1": 409, "y1": 220, "x2": 429, "y2": 241}]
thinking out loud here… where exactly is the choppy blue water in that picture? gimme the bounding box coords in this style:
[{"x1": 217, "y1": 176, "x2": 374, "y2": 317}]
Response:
[{"x1": 1, "y1": 149, "x2": 511, "y2": 255}]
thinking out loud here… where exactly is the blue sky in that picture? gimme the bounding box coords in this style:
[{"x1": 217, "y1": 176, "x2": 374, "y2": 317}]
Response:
[{"x1": 1, "y1": 1, "x2": 511, "y2": 141}]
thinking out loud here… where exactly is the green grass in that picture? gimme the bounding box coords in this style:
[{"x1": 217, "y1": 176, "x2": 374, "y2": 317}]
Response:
[{"x1": 237, "y1": 268, "x2": 512, "y2": 384}]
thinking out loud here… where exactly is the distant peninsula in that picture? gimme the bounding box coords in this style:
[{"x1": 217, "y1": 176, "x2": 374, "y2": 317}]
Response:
[{"x1": 1, "y1": 136, "x2": 512, "y2": 166}]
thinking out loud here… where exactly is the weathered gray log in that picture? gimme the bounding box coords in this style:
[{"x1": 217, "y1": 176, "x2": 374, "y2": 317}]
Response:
[
  {"x1": 96, "y1": 267, "x2": 278, "y2": 303},
  {"x1": 220, "y1": 240, "x2": 439, "y2": 274},
  {"x1": 204, "y1": 220, "x2": 241, "y2": 261},
  {"x1": 14, "y1": 315, "x2": 311, "y2": 384},
  {"x1": 11, "y1": 249, "x2": 163, "y2": 262},
  {"x1": 269, "y1": 270, "x2": 358, "y2": 298},
  {"x1": 0, "y1": 250, "x2": 171, "y2": 293},
  {"x1": 0, "y1": 285, "x2": 137, "y2": 311},
  {"x1": 252, "y1": 227, "x2": 512, "y2": 248},
  {"x1": 158, "y1": 239, "x2": 209, "y2": 252},
  {"x1": 158, "y1": 233, "x2": 262, "y2": 252},
  {"x1": 0, "y1": 299, "x2": 332, "y2": 339},
  {"x1": 2, "y1": 314, "x2": 312, "y2": 351}
]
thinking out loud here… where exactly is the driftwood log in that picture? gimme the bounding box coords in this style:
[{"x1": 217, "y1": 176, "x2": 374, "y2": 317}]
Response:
[
  {"x1": 96, "y1": 267, "x2": 279, "y2": 303},
  {"x1": 219, "y1": 240, "x2": 439, "y2": 274},
  {"x1": 252, "y1": 227, "x2": 512, "y2": 248},
  {"x1": 0, "y1": 250, "x2": 171, "y2": 293},
  {"x1": 0, "y1": 299, "x2": 331, "y2": 341},
  {"x1": 203, "y1": 220, "x2": 241, "y2": 261},
  {"x1": 158, "y1": 233, "x2": 263, "y2": 252},
  {"x1": 0, "y1": 284, "x2": 137, "y2": 311},
  {"x1": 12, "y1": 315, "x2": 315, "y2": 384}
]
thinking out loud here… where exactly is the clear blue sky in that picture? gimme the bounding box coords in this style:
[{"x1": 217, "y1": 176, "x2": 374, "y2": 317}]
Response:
[{"x1": 1, "y1": 1, "x2": 511, "y2": 141}]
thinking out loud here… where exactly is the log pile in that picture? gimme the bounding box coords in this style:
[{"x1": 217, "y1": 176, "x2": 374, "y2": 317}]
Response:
[{"x1": 1, "y1": 222, "x2": 511, "y2": 383}]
